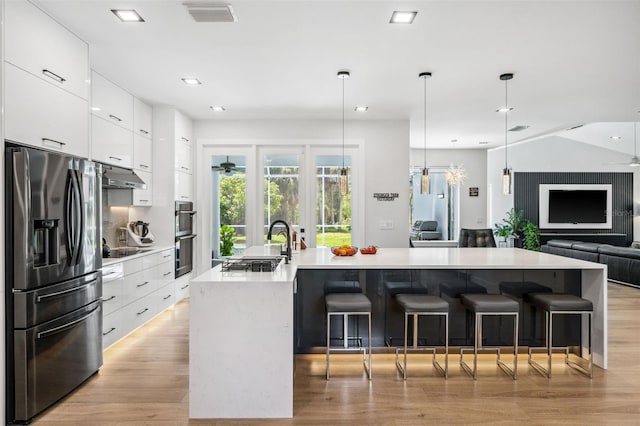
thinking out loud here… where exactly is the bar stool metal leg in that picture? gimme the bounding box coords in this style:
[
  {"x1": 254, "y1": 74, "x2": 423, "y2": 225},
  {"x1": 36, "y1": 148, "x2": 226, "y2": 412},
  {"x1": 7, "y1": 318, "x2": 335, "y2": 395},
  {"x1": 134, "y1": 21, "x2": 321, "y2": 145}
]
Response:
[{"x1": 395, "y1": 311, "x2": 448, "y2": 380}]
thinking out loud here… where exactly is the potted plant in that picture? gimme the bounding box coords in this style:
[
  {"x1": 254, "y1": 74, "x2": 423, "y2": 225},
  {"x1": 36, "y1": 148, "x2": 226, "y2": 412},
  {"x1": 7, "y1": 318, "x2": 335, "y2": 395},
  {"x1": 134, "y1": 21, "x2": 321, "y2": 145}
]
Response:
[
  {"x1": 493, "y1": 223, "x2": 513, "y2": 247},
  {"x1": 220, "y1": 225, "x2": 235, "y2": 257},
  {"x1": 522, "y1": 221, "x2": 541, "y2": 251},
  {"x1": 494, "y1": 209, "x2": 528, "y2": 248}
]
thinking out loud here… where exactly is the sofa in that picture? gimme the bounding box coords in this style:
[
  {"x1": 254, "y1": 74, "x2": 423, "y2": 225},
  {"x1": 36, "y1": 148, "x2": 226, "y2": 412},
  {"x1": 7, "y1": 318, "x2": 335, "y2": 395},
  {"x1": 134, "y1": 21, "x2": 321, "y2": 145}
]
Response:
[
  {"x1": 410, "y1": 220, "x2": 441, "y2": 241},
  {"x1": 542, "y1": 239, "x2": 640, "y2": 288}
]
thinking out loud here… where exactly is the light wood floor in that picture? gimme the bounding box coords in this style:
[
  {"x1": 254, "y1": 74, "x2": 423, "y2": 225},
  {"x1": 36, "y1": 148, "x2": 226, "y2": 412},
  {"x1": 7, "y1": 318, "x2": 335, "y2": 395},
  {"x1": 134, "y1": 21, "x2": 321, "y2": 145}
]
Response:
[{"x1": 34, "y1": 283, "x2": 640, "y2": 425}]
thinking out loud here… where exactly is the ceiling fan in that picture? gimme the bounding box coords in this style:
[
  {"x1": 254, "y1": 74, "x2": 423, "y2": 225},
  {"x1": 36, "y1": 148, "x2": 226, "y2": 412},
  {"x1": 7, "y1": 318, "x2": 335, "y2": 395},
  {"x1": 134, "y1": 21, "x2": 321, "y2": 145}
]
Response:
[
  {"x1": 212, "y1": 156, "x2": 244, "y2": 174},
  {"x1": 605, "y1": 122, "x2": 640, "y2": 167}
]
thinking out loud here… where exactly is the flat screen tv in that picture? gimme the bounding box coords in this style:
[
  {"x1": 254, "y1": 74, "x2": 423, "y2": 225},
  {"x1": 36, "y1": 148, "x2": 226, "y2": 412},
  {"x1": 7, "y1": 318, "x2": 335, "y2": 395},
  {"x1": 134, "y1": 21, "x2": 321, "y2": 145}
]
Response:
[{"x1": 539, "y1": 184, "x2": 612, "y2": 230}]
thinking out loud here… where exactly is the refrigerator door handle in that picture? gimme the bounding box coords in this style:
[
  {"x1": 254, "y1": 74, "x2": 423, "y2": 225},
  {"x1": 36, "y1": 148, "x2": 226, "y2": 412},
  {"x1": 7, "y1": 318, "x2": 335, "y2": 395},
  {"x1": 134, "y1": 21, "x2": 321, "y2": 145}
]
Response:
[
  {"x1": 72, "y1": 170, "x2": 84, "y2": 265},
  {"x1": 36, "y1": 305, "x2": 100, "y2": 339},
  {"x1": 64, "y1": 170, "x2": 74, "y2": 265}
]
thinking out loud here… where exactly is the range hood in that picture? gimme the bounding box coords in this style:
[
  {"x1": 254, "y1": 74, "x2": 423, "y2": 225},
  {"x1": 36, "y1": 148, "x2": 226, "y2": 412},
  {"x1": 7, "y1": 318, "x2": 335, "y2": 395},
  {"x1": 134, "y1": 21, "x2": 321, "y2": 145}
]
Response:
[{"x1": 101, "y1": 164, "x2": 147, "y2": 189}]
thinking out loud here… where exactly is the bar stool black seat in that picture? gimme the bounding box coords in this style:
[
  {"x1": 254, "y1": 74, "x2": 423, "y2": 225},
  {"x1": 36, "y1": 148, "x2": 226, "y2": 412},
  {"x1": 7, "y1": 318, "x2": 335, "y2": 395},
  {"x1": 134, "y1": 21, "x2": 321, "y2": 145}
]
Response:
[
  {"x1": 526, "y1": 292, "x2": 593, "y2": 379},
  {"x1": 394, "y1": 294, "x2": 449, "y2": 379},
  {"x1": 325, "y1": 293, "x2": 372, "y2": 380},
  {"x1": 459, "y1": 293, "x2": 519, "y2": 380}
]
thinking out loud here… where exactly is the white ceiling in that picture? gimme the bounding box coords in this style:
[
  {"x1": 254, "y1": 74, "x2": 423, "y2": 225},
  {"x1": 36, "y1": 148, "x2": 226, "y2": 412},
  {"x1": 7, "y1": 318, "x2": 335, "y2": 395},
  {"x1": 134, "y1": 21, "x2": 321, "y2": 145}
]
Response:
[{"x1": 33, "y1": 0, "x2": 640, "y2": 149}]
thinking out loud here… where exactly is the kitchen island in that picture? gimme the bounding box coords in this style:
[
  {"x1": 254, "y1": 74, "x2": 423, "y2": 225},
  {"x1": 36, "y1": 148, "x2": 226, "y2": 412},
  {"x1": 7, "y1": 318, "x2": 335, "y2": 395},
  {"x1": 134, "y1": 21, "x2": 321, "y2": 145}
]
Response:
[{"x1": 189, "y1": 246, "x2": 607, "y2": 419}]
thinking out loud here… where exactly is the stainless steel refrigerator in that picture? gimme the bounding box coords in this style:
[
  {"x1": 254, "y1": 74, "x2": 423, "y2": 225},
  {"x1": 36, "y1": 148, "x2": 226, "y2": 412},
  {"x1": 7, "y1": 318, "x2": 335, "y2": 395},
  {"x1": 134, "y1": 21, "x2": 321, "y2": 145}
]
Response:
[{"x1": 5, "y1": 145, "x2": 103, "y2": 424}]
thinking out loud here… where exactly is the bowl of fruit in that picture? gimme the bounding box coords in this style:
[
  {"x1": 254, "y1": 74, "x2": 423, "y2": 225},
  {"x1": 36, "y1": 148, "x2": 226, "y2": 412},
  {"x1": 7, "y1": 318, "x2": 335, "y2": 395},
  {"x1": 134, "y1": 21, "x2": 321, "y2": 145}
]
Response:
[
  {"x1": 360, "y1": 245, "x2": 378, "y2": 255},
  {"x1": 331, "y1": 245, "x2": 358, "y2": 256}
]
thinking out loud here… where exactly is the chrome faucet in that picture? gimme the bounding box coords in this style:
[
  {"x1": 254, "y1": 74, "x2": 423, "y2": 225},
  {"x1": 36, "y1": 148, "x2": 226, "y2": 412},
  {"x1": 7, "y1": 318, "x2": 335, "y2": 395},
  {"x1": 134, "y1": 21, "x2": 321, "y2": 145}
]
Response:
[{"x1": 267, "y1": 220, "x2": 291, "y2": 263}]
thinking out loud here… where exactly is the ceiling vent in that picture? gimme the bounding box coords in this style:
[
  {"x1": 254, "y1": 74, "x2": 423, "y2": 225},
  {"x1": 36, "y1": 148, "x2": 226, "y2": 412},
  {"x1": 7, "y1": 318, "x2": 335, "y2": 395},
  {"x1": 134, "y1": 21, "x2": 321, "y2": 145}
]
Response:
[
  {"x1": 183, "y1": 2, "x2": 237, "y2": 22},
  {"x1": 508, "y1": 125, "x2": 530, "y2": 132}
]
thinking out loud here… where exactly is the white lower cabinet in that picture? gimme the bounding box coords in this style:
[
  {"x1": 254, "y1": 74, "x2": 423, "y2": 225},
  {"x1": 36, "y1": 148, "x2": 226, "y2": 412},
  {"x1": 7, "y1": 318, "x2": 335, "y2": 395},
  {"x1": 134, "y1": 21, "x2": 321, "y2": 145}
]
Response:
[
  {"x1": 174, "y1": 274, "x2": 191, "y2": 301},
  {"x1": 101, "y1": 248, "x2": 175, "y2": 350}
]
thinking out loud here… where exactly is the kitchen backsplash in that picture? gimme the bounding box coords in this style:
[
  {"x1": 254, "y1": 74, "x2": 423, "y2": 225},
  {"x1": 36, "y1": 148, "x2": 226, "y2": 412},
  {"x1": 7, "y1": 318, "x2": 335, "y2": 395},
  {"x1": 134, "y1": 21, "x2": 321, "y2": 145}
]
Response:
[{"x1": 102, "y1": 199, "x2": 129, "y2": 248}]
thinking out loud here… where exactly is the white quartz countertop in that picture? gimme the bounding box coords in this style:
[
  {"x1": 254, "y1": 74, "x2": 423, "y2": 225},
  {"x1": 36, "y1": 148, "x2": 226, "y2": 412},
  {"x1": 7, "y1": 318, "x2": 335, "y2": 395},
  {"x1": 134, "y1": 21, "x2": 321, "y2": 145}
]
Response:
[
  {"x1": 101, "y1": 245, "x2": 174, "y2": 267},
  {"x1": 192, "y1": 246, "x2": 605, "y2": 285}
]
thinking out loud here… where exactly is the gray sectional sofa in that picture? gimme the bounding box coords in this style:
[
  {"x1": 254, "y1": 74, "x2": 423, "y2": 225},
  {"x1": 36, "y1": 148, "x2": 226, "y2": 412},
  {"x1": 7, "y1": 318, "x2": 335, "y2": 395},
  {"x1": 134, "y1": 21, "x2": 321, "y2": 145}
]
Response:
[{"x1": 542, "y1": 240, "x2": 640, "y2": 288}]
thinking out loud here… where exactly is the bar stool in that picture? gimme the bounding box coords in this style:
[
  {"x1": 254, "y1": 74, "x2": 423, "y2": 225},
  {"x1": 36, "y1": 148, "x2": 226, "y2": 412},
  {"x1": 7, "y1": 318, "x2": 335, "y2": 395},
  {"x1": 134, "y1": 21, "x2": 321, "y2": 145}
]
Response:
[
  {"x1": 499, "y1": 281, "x2": 551, "y2": 346},
  {"x1": 459, "y1": 293, "x2": 519, "y2": 380},
  {"x1": 394, "y1": 294, "x2": 449, "y2": 379},
  {"x1": 526, "y1": 293, "x2": 593, "y2": 379},
  {"x1": 325, "y1": 293, "x2": 372, "y2": 380}
]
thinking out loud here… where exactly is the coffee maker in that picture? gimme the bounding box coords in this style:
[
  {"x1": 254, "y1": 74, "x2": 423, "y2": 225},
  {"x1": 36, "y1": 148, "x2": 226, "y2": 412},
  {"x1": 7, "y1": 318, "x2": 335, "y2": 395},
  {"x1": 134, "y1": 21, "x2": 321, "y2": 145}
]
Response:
[{"x1": 125, "y1": 220, "x2": 155, "y2": 246}]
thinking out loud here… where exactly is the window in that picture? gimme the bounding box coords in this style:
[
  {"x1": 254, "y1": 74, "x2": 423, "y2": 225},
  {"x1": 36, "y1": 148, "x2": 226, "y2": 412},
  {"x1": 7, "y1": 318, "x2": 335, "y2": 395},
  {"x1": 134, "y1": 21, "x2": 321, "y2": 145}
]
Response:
[
  {"x1": 214, "y1": 155, "x2": 246, "y2": 255},
  {"x1": 263, "y1": 154, "x2": 300, "y2": 244},
  {"x1": 316, "y1": 155, "x2": 351, "y2": 247}
]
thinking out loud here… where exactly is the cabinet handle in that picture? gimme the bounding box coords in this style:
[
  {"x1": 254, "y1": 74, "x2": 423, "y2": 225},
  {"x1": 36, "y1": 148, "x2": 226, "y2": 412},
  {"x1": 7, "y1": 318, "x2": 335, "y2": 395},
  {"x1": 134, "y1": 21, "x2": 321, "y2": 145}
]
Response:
[
  {"x1": 109, "y1": 156, "x2": 122, "y2": 161},
  {"x1": 139, "y1": 164, "x2": 149, "y2": 169},
  {"x1": 42, "y1": 138, "x2": 66, "y2": 147},
  {"x1": 136, "y1": 308, "x2": 149, "y2": 316},
  {"x1": 163, "y1": 271, "x2": 172, "y2": 277},
  {"x1": 103, "y1": 271, "x2": 117, "y2": 276},
  {"x1": 137, "y1": 281, "x2": 150, "y2": 287},
  {"x1": 139, "y1": 129, "x2": 149, "y2": 135},
  {"x1": 103, "y1": 295, "x2": 116, "y2": 302},
  {"x1": 163, "y1": 294, "x2": 172, "y2": 300},
  {"x1": 181, "y1": 137, "x2": 189, "y2": 142},
  {"x1": 180, "y1": 196, "x2": 189, "y2": 199},
  {"x1": 103, "y1": 327, "x2": 116, "y2": 336},
  {"x1": 42, "y1": 69, "x2": 66, "y2": 83},
  {"x1": 180, "y1": 166, "x2": 190, "y2": 171},
  {"x1": 163, "y1": 254, "x2": 172, "y2": 258},
  {"x1": 109, "y1": 114, "x2": 123, "y2": 122},
  {"x1": 180, "y1": 284, "x2": 189, "y2": 290},
  {"x1": 138, "y1": 199, "x2": 149, "y2": 203}
]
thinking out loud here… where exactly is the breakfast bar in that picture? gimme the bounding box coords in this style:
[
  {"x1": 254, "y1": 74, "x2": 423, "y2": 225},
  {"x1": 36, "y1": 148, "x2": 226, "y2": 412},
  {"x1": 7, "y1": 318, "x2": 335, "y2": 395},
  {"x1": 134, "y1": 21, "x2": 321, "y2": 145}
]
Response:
[{"x1": 189, "y1": 247, "x2": 607, "y2": 419}]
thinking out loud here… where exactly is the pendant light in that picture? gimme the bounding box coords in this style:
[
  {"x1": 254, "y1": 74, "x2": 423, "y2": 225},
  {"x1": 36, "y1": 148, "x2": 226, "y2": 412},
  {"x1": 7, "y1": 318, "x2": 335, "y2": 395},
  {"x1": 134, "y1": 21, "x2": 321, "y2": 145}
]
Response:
[
  {"x1": 419, "y1": 72, "x2": 432, "y2": 194},
  {"x1": 631, "y1": 121, "x2": 639, "y2": 167},
  {"x1": 337, "y1": 70, "x2": 350, "y2": 195},
  {"x1": 499, "y1": 73, "x2": 514, "y2": 195}
]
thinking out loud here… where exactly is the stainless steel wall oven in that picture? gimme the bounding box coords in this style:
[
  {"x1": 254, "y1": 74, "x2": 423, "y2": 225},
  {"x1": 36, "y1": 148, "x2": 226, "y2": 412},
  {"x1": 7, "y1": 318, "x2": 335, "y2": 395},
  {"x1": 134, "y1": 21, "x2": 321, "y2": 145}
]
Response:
[{"x1": 175, "y1": 201, "x2": 196, "y2": 278}]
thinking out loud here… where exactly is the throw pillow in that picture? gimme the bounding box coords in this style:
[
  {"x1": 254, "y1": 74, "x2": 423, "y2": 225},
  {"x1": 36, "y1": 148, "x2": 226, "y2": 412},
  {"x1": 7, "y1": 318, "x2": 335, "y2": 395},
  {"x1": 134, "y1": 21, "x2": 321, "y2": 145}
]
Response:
[{"x1": 631, "y1": 241, "x2": 640, "y2": 249}]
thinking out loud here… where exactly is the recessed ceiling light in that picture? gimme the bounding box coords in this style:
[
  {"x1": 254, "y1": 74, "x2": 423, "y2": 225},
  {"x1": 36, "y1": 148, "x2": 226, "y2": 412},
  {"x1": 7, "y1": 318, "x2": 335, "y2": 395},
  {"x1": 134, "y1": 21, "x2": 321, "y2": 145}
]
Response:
[
  {"x1": 610, "y1": 135, "x2": 622, "y2": 140},
  {"x1": 111, "y1": 9, "x2": 145, "y2": 22},
  {"x1": 181, "y1": 78, "x2": 202, "y2": 85},
  {"x1": 479, "y1": 141, "x2": 490, "y2": 145},
  {"x1": 354, "y1": 106, "x2": 368, "y2": 112},
  {"x1": 389, "y1": 11, "x2": 417, "y2": 24},
  {"x1": 91, "y1": 106, "x2": 101, "y2": 111},
  {"x1": 496, "y1": 107, "x2": 514, "y2": 113},
  {"x1": 210, "y1": 106, "x2": 226, "y2": 112}
]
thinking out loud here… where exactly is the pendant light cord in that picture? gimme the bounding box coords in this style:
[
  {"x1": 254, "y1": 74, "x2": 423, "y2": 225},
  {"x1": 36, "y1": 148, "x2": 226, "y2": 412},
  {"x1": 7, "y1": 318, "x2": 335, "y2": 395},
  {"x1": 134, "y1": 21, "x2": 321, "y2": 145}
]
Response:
[
  {"x1": 424, "y1": 75, "x2": 427, "y2": 169},
  {"x1": 342, "y1": 76, "x2": 345, "y2": 169},
  {"x1": 634, "y1": 121, "x2": 637, "y2": 157},
  {"x1": 504, "y1": 79, "x2": 508, "y2": 169}
]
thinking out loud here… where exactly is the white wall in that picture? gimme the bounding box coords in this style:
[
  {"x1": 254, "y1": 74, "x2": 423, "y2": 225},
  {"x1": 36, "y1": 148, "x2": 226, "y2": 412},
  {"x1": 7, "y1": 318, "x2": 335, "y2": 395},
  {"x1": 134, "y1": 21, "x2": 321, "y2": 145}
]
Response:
[
  {"x1": 487, "y1": 136, "x2": 640, "y2": 240},
  {"x1": 410, "y1": 148, "x2": 488, "y2": 229},
  {"x1": 194, "y1": 119, "x2": 410, "y2": 258}
]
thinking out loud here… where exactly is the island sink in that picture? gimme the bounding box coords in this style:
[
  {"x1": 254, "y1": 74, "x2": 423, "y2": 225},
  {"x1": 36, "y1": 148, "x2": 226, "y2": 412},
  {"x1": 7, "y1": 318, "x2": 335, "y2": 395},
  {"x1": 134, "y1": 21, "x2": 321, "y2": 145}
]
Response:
[{"x1": 221, "y1": 255, "x2": 285, "y2": 272}]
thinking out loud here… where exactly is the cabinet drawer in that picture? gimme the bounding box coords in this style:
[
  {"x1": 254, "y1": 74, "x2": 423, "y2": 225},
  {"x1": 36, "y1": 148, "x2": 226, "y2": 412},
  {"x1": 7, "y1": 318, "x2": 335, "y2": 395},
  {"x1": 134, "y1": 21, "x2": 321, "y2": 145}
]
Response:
[
  {"x1": 174, "y1": 275, "x2": 191, "y2": 302},
  {"x1": 156, "y1": 282, "x2": 175, "y2": 312},
  {"x1": 125, "y1": 293, "x2": 160, "y2": 330},
  {"x1": 102, "y1": 269, "x2": 124, "y2": 315},
  {"x1": 5, "y1": 63, "x2": 89, "y2": 158},
  {"x1": 123, "y1": 269, "x2": 159, "y2": 305},
  {"x1": 143, "y1": 249, "x2": 174, "y2": 270},
  {"x1": 91, "y1": 115, "x2": 133, "y2": 168},
  {"x1": 91, "y1": 71, "x2": 133, "y2": 131},
  {"x1": 102, "y1": 311, "x2": 125, "y2": 350},
  {"x1": 133, "y1": 98, "x2": 153, "y2": 139},
  {"x1": 5, "y1": 0, "x2": 89, "y2": 100}
]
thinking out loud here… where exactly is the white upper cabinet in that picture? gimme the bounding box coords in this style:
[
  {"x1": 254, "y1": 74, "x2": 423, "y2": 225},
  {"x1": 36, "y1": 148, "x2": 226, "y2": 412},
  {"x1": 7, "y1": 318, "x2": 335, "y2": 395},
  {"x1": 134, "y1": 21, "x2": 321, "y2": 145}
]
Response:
[
  {"x1": 174, "y1": 141, "x2": 192, "y2": 174},
  {"x1": 133, "y1": 98, "x2": 153, "y2": 139},
  {"x1": 5, "y1": 0, "x2": 89, "y2": 100},
  {"x1": 91, "y1": 71, "x2": 133, "y2": 131},
  {"x1": 91, "y1": 116, "x2": 133, "y2": 168},
  {"x1": 175, "y1": 110, "x2": 193, "y2": 145},
  {"x1": 5, "y1": 63, "x2": 89, "y2": 158},
  {"x1": 133, "y1": 134, "x2": 152, "y2": 172}
]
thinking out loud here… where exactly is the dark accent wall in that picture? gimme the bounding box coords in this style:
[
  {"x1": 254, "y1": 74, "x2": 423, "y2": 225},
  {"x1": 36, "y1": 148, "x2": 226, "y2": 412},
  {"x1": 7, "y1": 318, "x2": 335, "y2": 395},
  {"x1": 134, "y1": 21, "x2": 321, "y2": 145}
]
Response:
[{"x1": 514, "y1": 172, "x2": 633, "y2": 246}]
